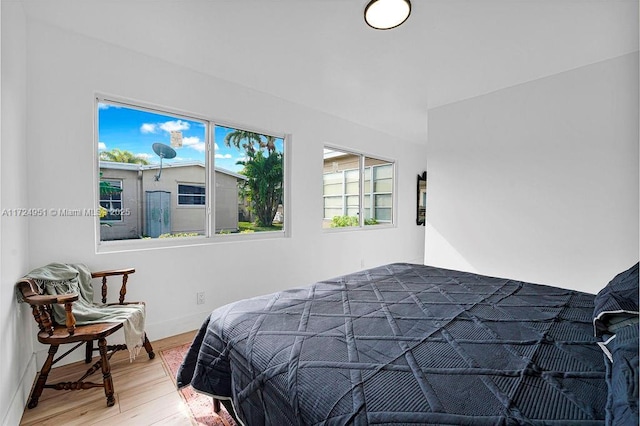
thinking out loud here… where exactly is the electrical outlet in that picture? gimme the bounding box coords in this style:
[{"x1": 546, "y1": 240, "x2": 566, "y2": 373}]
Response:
[{"x1": 196, "y1": 291, "x2": 205, "y2": 305}]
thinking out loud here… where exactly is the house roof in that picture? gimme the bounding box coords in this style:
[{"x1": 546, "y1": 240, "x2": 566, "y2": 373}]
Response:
[{"x1": 99, "y1": 161, "x2": 247, "y2": 181}]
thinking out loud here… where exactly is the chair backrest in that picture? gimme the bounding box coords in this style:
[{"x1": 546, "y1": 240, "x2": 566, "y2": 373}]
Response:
[{"x1": 16, "y1": 278, "x2": 79, "y2": 336}]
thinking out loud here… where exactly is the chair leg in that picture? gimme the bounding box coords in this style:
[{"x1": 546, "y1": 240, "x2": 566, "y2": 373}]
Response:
[
  {"x1": 85, "y1": 340, "x2": 94, "y2": 363},
  {"x1": 142, "y1": 333, "x2": 155, "y2": 359},
  {"x1": 213, "y1": 398, "x2": 221, "y2": 413},
  {"x1": 28, "y1": 345, "x2": 59, "y2": 409},
  {"x1": 98, "y1": 338, "x2": 116, "y2": 407}
]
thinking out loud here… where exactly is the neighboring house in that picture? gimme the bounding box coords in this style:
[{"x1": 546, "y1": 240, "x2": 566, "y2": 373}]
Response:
[
  {"x1": 322, "y1": 150, "x2": 393, "y2": 228},
  {"x1": 99, "y1": 161, "x2": 246, "y2": 241}
]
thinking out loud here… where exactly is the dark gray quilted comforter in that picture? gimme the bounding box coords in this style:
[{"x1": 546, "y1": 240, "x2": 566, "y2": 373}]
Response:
[{"x1": 177, "y1": 263, "x2": 606, "y2": 425}]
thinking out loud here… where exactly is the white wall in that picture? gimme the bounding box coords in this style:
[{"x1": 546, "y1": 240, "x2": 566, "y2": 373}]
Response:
[
  {"x1": 1, "y1": 2, "x2": 35, "y2": 425},
  {"x1": 1, "y1": 16, "x2": 426, "y2": 421},
  {"x1": 426, "y1": 53, "x2": 639, "y2": 294}
]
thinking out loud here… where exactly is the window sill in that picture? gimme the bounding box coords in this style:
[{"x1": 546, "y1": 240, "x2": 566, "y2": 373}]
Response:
[
  {"x1": 96, "y1": 230, "x2": 288, "y2": 253},
  {"x1": 322, "y1": 223, "x2": 395, "y2": 233}
]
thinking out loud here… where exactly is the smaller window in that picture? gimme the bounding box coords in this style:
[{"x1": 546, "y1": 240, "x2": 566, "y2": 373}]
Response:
[
  {"x1": 99, "y1": 179, "x2": 123, "y2": 221},
  {"x1": 323, "y1": 147, "x2": 394, "y2": 229},
  {"x1": 178, "y1": 184, "x2": 206, "y2": 206}
]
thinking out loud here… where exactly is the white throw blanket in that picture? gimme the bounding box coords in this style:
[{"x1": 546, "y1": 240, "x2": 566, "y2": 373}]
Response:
[{"x1": 22, "y1": 262, "x2": 146, "y2": 361}]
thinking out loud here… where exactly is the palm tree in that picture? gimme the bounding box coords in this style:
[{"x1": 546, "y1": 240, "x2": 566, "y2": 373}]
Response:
[
  {"x1": 262, "y1": 135, "x2": 276, "y2": 154},
  {"x1": 224, "y1": 131, "x2": 262, "y2": 155},
  {"x1": 237, "y1": 150, "x2": 283, "y2": 227},
  {"x1": 225, "y1": 130, "x2": 282, "y2": 227},
  {"x1": 224, "y1": 131, "x2": 277, "y2": 155},
  {"x1": 99, "y1": 148, "x2": 149, "y2": 165}
]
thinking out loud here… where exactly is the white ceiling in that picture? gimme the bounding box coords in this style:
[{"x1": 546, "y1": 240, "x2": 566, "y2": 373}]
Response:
[{"x1": 22, "y1": 0, "x2": 639, "y2": 143}]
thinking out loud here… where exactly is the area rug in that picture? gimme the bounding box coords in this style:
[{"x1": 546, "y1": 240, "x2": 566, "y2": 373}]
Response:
[{"x1": 160, "y1": 343, "x2": 237, "y2": 426}]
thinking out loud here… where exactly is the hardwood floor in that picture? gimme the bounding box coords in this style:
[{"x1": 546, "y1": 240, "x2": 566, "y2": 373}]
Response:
[{"x1": 19, "y1": 330, "x2": 197, "y2": 426}]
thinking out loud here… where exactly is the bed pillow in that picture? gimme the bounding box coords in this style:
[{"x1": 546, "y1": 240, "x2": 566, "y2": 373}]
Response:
[
  {"x1": 593, "y1": 263, "x2": 639, "y2": 337},
  {"x1": 593, "y1": 263, "x2": 639, "y2": 426}
]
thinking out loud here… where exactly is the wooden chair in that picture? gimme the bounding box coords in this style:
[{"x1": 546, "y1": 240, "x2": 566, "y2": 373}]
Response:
[{"x1": 16, "y1": 267, "x2": 154, "y2": 409}]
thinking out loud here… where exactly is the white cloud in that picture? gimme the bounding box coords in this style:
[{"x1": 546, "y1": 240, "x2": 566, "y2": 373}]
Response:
[
  {"x1": 215, "y1": 153, "x2": 232, "y2": 159},
  {"x1": 98, "y1": 142, "x2": 106, "y2": 150},
  {"x1": 98, "y1": 103, "x2": 122, "y2": 110},
  {"x1": 136, "y1": 153, "x2": 152, "y2": 161},
  {"x1": 182, "y1": 136, "x2": 206, "y2": 152},
  {"x1": 140, "y1": 123, "x2": 157, "y2": 134},
  {"x1": 142, "y1": 120, "x2": 191, "y2": 134},
  {"x1": 182, "y1": 136, "x2": 199, "y2": 146},
  {"x1": 159, "y1": 120, "x2": 190, "y2": 133}
]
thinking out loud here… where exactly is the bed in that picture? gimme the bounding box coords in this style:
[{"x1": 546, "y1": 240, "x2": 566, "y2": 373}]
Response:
[{"x1": 177, "y1": 263, "x2": 639, "y2": 425}]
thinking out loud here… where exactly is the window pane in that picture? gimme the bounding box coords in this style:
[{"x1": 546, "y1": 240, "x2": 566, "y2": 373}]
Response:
[
  {"x1": 374, "y1": 194, "x2": 392, "y2": 208},
  {"x1": 178, "y1": 195, "x2": 205, "y2": 205},
  {"x1": 346, "y1": 195, "x2": 359, "y2": 217},
  {"x1": 374, "y1": 179, "x2": 393, "y2": 193},
  {"x1": 100, "y1": 203, "x2": 122, "y2": 221},
  {"x1": 178, "y1": 184, "x2": 206, "y2": 206},
  {"x1": 214, "y1": 126, "x2": 285, "y2": 234},
  {"x1": 374, "y1": 208, "x2": 392, "y2": 221},
  {"x1": 323, "y1": 172, "x2": 343, "y2": 196},
  {"x1": 324, "y1": 196, "x2": 343, "y2": 219},
  {"x1": 366, "y1": 157, "x2": 393, "y2": 226},
  {"x1": 324, "y1": 183, "x2": 342, "y2": 196},
  {"x1": 374, "y1": 164, "x2": 392, "y2": 179},
  {"x1": 324, "y1": 196, "x2": 342, "y2": 208},
  {"x1": 98, "y1": 102, "x2": 207, "y2": 241},
  {"x1": 364, "y1": 168, "x2": 372, "y2": 193},
  {"x1": 373, "y1": 164, "x2": 393, "y2": 193},
  {"x1": 99, "y1": 179, "x2": 124, "y2": 222},
  {"x1": 323, "y1": 172, "x2": 342, "y2": 184},
  {"x1": 322, "y1": 148, "x2": 360, "y2": 228},
  {"x1": 178, "y1": 184, "x2": 205, "y2": 195},
  {"x1": 344, "y1": 169, "x2": 359, "y2": 194},
  {"x1": 325, "y1": 209, "x2": 343, "y2": 220},
  {"x1": 363, "y1": 194, "x2": 372, "y2": 219}
]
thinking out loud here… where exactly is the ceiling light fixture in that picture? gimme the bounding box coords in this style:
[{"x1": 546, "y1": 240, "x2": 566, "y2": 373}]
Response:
[{"x1": 364, "y1": 0, "x2": 411, "y2": 30}]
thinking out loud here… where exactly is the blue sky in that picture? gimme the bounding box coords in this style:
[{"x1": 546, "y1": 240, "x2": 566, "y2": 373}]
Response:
[{"x1": 98, "y1": 102, "x2": 283, "y2": 173}]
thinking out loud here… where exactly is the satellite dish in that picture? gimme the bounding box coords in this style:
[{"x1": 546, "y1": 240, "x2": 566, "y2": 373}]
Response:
[{"x1": 152, "y1": 143, "x2": 176, "y2": 181}]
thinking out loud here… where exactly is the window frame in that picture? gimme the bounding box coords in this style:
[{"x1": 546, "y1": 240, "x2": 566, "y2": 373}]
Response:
[
  {"x1": 99, "y1": 178, "x2": 124, "y2": 223},
  {"x1": 94, "y1": 95, "x2": 290, "y2": 252},
  {"x1": 366, "y1": 163, "x2": 393, "y2": 223},
  {"x1": 322, "y1": 146, "x2": 396, "y2": 231},
  {"x1": 177, "y1": 183, "x2": 206, "y2": 207}
]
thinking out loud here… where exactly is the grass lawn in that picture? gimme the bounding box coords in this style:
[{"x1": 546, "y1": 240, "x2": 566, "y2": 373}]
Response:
[{"x1": 238, "y1": 221, "x2": 283, "y2": 232}]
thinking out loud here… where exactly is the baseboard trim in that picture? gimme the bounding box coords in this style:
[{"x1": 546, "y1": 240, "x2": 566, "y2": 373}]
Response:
[
  {"x1": 146, "y1": 310, "x2": 208, "y2": 341},
  {"x1": 2, "y1": 352, "x2": 36, "y2": 426}
]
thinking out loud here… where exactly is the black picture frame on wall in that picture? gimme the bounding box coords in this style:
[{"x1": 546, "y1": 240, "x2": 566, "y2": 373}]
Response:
[{"x1": 416, "y1": 171, "x2": 426, "y2": 226}]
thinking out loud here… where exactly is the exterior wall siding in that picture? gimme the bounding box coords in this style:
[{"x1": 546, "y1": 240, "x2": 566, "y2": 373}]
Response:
[{"x1": 100, "y1": 163, "x2": 241, "y2": 240}]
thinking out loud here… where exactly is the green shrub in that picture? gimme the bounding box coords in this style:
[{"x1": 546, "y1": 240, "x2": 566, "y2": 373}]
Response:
[
  {"x1": 158, "y1": 232, "x2": 199, "y2": 238},
  {"x1": 330, "y1": 216, "x2": 380, "y2": 227},
  {"x1": 331, "y1": 215, "x2": 359, "y2": 227}
]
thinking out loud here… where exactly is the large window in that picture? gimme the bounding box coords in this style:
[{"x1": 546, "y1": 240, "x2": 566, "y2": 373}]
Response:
[
  {"x1": 323, "y1": 147, "x2": 394, "y2": 229},
  {"x1": 96, "y1": 98, "x2": 286, "y2": 243}
]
